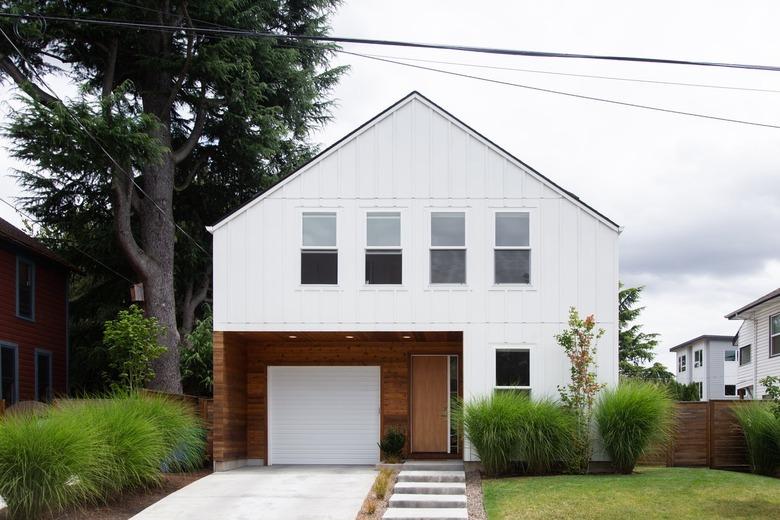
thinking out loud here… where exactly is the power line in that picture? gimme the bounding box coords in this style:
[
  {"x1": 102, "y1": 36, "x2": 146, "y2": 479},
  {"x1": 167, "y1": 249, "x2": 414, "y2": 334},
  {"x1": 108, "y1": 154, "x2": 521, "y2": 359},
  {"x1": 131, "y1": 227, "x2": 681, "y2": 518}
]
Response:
[
  {"x1": 2, "y1": 11, "x2": 780, "y2": 73},
  {"x1": 341, "y1": 50, "x2": 780, "y2": 130},
  {"x1": 353, "y1": 52, "x2": 780, "y2": 94},
  {"x1": 0, "y1": 26, "x2": 210, "y2": 256},
  {"x1": 0, "y1": 195, "x2": 134, "y2": 283}
]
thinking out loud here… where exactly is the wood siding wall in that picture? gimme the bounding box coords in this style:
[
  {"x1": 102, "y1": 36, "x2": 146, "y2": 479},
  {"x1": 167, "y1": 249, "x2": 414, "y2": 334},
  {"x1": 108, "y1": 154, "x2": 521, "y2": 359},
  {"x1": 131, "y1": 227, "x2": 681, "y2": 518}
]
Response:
[
  {"x1": 0, "y1": 243, "x2": 68, "y2": 402},
  {"x1": 213, "y1": 332, "x2": 462, "y2": 463}
]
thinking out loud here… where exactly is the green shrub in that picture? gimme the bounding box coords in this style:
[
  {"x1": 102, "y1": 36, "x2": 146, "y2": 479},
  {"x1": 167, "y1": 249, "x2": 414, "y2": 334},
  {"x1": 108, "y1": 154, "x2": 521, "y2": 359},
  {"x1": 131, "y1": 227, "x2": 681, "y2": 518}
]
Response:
[
  {"x1": 595, "y1": 381, "x2": 674, "y2": 474},
  {"x1": 666, "y1": 380, "x2": 700, "y2": 401},
  {"x1": 458, "y1": 392, "x2": 525, "y2": 475},
  {"x1": 733, "y1": 401, "x2": 780, "y2": 476},
  {"x1": 378, "y1": 427, "x2": 406, "y2": 462},
  {"x1": 515, "y1": 398, "x2": 577, "y2": 475},
  {"x1": 181, "y1": 307, "x2": 214, "y2": 396},
  {"x1": 103, "y1": 305, "x2": 166, "y2": 391}
]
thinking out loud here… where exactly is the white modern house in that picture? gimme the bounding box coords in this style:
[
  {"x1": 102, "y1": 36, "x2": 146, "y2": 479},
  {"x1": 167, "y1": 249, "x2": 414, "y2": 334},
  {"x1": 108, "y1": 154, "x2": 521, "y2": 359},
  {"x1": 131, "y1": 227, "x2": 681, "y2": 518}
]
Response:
[
  {"x1": 670, "y1": 335, "x2": 738, "y2": 400},
  {"x1": 207, "y1": 92, "x2": 620, "y2": 467},
  {"x1": 726, "y1": 288, "x2": 780, "y2": 399}
]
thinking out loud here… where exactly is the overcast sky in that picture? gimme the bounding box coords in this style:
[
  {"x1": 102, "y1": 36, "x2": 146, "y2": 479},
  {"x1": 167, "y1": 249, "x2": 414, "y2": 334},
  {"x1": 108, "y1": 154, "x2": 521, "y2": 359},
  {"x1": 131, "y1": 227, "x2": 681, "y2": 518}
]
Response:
[{"x1": 2, "y1": 1, "x2": 780, "y2": 370}]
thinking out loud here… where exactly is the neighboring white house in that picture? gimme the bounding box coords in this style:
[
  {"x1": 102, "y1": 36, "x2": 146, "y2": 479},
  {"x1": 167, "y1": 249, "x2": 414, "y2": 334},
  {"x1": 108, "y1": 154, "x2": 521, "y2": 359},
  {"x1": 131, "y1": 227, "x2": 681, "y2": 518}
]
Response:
[
  {"x1": 726, "y1": 288, "x2": 780, "y2": 399},
  {"x1": 670, "y1": 335, "x2": 738, "y2": 400},
  {"x1": 208, "y1": 91, "x2": 620, "y2": 466}
]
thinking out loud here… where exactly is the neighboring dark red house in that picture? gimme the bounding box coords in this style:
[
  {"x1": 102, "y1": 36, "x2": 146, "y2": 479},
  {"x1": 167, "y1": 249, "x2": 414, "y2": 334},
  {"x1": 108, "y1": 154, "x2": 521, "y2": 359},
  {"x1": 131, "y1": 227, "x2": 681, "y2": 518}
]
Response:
[{"x1": 0, "y1": 216, "x2": 73, "y2": 405}]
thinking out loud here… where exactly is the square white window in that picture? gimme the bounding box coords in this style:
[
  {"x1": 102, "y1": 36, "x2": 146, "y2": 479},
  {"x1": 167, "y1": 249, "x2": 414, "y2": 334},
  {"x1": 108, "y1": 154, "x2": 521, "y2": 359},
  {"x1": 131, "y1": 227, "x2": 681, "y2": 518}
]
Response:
[
  {"x1": 694, "y1": 350, "x2": 703, "y2": 367},
  {"x1": 724, "y1": 350, "x2": 736, "y2": 362},
  {"x1": 302, "y1": 212, "x2": 336, "y2": 247},
  {"x1": 495, "y1": 349, "x2": 530, "y2": 388},
  {"x1": 725, "y1": 385, "x2": 736, "y2": 396}
]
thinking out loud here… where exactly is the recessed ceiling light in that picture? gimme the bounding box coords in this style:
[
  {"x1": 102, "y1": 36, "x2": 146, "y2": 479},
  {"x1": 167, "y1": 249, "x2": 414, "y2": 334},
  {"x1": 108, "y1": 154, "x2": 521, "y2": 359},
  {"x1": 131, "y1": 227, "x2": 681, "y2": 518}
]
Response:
[
  {"x1": 345, "y1": 335, "x2": 354, "y2": 339},
  {"x1": 288, "y1": 335, "x2": 297, "y2": 339},
  {"x1": 402, "y1": 335, "x2": 412, "y2": 339}
]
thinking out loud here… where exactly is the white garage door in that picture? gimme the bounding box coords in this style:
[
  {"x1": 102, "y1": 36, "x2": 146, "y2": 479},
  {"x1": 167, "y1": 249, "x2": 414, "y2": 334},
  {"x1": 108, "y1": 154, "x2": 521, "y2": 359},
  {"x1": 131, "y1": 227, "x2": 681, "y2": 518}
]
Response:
[{"x1": 268, "y1": 366, "x2": 381, "y2": 465}]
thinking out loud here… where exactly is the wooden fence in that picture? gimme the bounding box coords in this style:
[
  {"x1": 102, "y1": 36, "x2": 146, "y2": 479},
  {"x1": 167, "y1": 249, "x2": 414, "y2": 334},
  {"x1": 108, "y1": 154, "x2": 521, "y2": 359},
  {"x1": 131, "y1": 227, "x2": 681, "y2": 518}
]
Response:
[{"x1": 641, "y1": 400, "x2": 750, "y2": 471}]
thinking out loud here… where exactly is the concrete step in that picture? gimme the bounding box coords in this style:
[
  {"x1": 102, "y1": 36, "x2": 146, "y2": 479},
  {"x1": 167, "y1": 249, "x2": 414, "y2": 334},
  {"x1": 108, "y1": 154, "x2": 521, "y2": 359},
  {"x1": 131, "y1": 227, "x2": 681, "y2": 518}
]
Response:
[
  {"x1": 396, "y1": 470, "x2": 465, "y2": 483},
  {"x1": 382, "y1": 508, "x2": 468, "y2": 520},
  {"x1": 402, "y1": 460, "x2": 465, "y2": 472},
  {"x1": 393, "y1": 482, "x2": 466, "y2": 495},
  {"x1": 389, "y1": 494, "x2": 467, "y2": 508}
]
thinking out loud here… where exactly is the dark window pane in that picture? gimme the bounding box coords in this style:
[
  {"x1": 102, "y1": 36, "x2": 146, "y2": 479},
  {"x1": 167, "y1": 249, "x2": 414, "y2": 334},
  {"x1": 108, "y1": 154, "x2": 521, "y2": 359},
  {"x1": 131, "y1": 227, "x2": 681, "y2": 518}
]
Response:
[
  {"x1": 36, "y1": 352, "x2": 51, "y2": 402},
  {"x1": 772, "y1": 335, "x2": 780, "y2": 357},
  {"x1": 430, "y1": 249, "x2": 466, "y2": 284},
  {"x1": 496, "y1": 213, "x2": 529, "y2": 247},
  {"x1": 496, "y1": 350, "x2": 529, "y2": 387},
  {"x1": 725, "y1": 385, "x2": 736, "y2": 396},
  {"x1": 365, "y1": 251, "x2": 402, "y2": 284},
  {"x1": 740, "y1": 345, "x2": 751, "y2": 365},
  {"x1": 495, "y1": 250, "x2": 530, "y2": 284},
  {"x1": 724, "y1": 350, "x2": 736, "y2": 362},
  {"x1": 17, "y1": 259, "x2": 34, "y2": 319},
  {"x1": 1, "y1": 346, "x2": 17, "y2": 405},
  {"x1": 301, "y1": 250, "x2": 337, "y2": 284},
  {"x1": 431, "y1": 213, "x2": 465, "y2": 246}
]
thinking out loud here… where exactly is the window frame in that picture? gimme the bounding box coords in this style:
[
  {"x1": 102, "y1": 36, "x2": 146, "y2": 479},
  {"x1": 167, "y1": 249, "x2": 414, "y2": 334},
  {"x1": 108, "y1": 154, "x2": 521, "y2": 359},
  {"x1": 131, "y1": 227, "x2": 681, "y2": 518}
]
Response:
[
  {"x1": 724, "y1": 349, "x2": 736, "y2": 362},
  {"x1": 724, "y1": 384, "x2": 736, "y2": 396},
  {"x1": 695, "y1": 381, "x2": 703, "y2": 400},
  {"x1": 770, "y1": 314, "x2": 780, "y2": 358},
  {"x1": 678, "y1": 354, "x2": 686, "y2": 373},
  {"x1": 300, "y1": 211, "x2": 338, "y2": 286},
  {"x1": 0, "y1": 342, "x2": 19, "y2": 406},
  {"x1": 429, "y1": 210, "x2": 467, "y2": 286},
  {"x1": 493, "y1": 346, "x2": 532, "y2": 393},
  {"x1": 694, "y1": 349, "x2": 703, "y2": 368},
  {"x1": 34, "y1": 348, "x2": 53, "y2": 402},
  {"x1": 739, "y1": 344, "x2": 752, "y2": 366},
  {"x1": 493, "y1": 211, "x2": 531, "y2": 285},
  {"x1": 16, "y1": 256, "x2": 36, "y2": 321},
  {"x1": 364, "y1": 211, "x2": 402, "y2": 286}
]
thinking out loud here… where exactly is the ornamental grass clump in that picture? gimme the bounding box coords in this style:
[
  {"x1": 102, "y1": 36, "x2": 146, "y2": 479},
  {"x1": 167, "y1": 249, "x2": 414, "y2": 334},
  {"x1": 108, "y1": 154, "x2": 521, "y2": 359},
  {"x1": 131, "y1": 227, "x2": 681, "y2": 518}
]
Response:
[
  {"x1": 516, "y1": 398, "x2": 577, "y2": 475},
  {"x1": 732, "y1": 401, "x2": 780, "y2": 476},
  {"x1": 595, "y1": 381, "x2": 674, "y2": 474}
]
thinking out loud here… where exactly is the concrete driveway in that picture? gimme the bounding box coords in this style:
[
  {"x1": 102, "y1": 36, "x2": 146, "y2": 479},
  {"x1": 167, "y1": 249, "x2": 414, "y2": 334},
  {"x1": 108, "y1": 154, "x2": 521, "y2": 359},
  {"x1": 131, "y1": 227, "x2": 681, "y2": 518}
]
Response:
[{"x1": 131, "y1": 466, "x2": 376, "y2": 520}]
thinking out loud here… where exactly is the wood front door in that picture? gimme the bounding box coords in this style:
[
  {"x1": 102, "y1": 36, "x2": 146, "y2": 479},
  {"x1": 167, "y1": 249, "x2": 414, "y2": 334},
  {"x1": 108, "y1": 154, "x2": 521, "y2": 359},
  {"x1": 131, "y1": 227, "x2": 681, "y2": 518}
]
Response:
[{"x1": 411, "y1": 355, "x2": 450, "y2": 453}]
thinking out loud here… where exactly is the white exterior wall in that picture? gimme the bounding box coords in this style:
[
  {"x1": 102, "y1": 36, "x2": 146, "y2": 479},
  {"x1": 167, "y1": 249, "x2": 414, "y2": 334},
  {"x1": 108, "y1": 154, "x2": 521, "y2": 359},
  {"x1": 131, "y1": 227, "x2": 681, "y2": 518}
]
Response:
[
  {"x1": 674, "y1": 338, "x2": 737, "y2": 400},
  {"x1": 210, "y1": 95, "x2": 620, "y2": 461},
  {"x1": 733, "y1": 298, "x2": 780, "y2": 398},
  {"x1": 675, "y1": 346, "x2": 692, "y2": 385}
]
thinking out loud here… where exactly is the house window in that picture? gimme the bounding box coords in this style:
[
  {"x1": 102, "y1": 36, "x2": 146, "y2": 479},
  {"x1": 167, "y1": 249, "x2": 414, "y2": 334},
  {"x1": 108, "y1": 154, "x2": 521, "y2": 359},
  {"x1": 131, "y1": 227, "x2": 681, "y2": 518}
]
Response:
[
  {"x1": 35, "y1": 350, "x2": 53, "y2": 403},
  {"x1": 430, "y1": 212, "x2": 466, "y2": 284},
  {"x1": 724, "y1": 350, "x2": 736, "y2": 362},
  {"x1": 301, "y1": 212, "x2": 337, "y2": 284},
  {"x1": 695, "y1": 381, "x2": 703, "y2": 400},
  {"x1": 494, "y1": 212, "x2": 530, "y2": 284},
  {"x1": 0, "y1": 344, "x2": 18, "y2": 406},
  {"x1": 724, "y1": 385, "x2": 736, "y2": 396},
  {"x1": 694, "y1": 349, "x2": 703, "y2": 368},
  {"x1": 16, "y1": 257, "x2": 35, "y2": 320},
  {"x1": 365, "y1": 212, "x2": 401, "y2": 284},
  {"x1": 678, "y1": 354, "x2": 686, "y2": 373},
  {"x1": 495, "y1": 349, "x2": 530, "y2": 392},
  {"x1": 739, "y1": 345, "x2": 751, "y2": 366},
  {"x1": 771, "y1": 314, "x2": 780, "y2": 357}
]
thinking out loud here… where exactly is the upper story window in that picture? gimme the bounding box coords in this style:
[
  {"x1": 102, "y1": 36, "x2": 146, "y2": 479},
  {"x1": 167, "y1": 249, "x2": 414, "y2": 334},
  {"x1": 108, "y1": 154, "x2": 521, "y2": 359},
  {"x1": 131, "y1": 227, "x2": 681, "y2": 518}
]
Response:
[
  {"x1": 694, "y1": 349, "x2": 703, "y2": 367},
  {"x1": 301, "y1": 212, "x2": 337, "y2": 285},
  {"x1": 430, "y1": 212, "x2": 466, "y2": 284},
  {"x1": 724, "y1": 349, "x2": 736, "y2": 362},
  {"x1": 739, "y1": 345, "x2": 752, "y2": 366},
  {"x1": 365, "y1": 212, "x2": 401, "y2": 285},
  {"x1": 495, "y1": 348, "x2": 530, "y2": 394},
  {"x1": 678, "y1": 354, "x2": 686, "y2": 372},
  {"x1": 771, "y1": 314, "x2": 780, "y2": 357},
  {"x1": 494, "y1": 212, "x2": 530, "y2": 284},
  {"x1": 16, "y1": 257, "x2": 35, "y2": 320}
]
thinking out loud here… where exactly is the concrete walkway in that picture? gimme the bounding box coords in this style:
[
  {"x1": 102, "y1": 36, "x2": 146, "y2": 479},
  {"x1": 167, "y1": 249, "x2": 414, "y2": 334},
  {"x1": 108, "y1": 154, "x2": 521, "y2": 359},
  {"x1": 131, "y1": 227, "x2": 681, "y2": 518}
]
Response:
[{"x1": 131, "y1": 465, "x2": 377, "y2": 520}]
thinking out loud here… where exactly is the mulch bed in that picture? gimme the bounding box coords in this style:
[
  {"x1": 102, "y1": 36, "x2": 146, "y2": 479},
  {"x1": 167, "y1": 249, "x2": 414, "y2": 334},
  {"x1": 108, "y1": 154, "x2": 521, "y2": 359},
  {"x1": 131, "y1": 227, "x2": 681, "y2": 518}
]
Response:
[
  {"x1": 356, "y1": 469, "x2": 398, "y2": 520},
  {"x1": 1, "y1": 470, "x2": 210, "y2": 520}
]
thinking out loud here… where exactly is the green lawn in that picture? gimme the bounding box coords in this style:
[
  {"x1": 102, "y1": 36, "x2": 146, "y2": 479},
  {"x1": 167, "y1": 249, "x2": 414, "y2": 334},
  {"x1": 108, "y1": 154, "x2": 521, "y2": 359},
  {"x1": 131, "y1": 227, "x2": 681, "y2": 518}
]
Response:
[{"x1": 483, "y1": 466, "x2": 780, "y2": 520}]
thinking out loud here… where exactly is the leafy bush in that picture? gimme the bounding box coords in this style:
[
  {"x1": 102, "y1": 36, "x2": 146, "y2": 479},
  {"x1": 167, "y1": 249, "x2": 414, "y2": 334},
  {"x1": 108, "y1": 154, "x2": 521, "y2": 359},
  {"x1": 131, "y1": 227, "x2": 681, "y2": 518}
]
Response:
[
  {"x1": 666, "y1": 380, "x2": 700, "y2": 401},
  {"x1": 733, "y1": 401, "x2": 780, "y2": 476},
  {"x1": 378, "y1": 427, "x2": 406, "y2": 462},
  {"x1": 595, "y1": 381, "x2": 674, "y2": 474},
  {"x1": 0, "y1": 393, "x2": 204, "y2": 519},
  {"x1": 515, "y1": 398, "x2": 577, "y2": 475},
  {"x1": 103, "y1": 305, "x2": 166, "y2": 391},
  {"x1": 181, "y1": 307, "x2": 214, "y2": 396}
]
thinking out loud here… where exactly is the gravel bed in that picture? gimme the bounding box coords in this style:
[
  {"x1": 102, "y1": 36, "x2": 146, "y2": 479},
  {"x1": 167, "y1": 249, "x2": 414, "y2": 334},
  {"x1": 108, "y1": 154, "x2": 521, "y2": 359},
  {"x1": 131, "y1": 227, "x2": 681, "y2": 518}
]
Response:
[{"x1": 465, "y1": 462, "x2": 487, "y2": 520}]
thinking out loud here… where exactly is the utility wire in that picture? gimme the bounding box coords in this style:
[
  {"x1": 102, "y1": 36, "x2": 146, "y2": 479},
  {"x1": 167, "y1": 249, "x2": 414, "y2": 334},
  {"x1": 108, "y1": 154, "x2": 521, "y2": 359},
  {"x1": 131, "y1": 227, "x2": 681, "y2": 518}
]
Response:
[
  {"x1": 353, "y1": 52, "x2": 780, "y2": 94},
  {"x1": 0, "y1": 26, "x2": 210, "y2": 255},
  {"x1": 2, "y1": 11, "x2": 780, "y2": 73},
  {"x1": 0, "y1": 195, "x2": 135, "y2": 283},
  {"x1": 341, "y1": 50, "x2": 780, "y2": 130}
]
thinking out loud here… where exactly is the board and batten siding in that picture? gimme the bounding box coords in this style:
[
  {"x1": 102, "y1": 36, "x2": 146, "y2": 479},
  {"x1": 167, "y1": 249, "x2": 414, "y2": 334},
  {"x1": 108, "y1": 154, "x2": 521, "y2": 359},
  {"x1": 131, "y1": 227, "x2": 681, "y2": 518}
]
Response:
[{"x1": 210, "y1": 94, "x2": 620, "y2": 460}]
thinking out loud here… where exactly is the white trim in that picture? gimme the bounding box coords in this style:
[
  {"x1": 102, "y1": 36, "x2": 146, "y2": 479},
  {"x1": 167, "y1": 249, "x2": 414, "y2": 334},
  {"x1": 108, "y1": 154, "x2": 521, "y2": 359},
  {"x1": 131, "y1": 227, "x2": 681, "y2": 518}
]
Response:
[
  {"x1": 207, "y1": 93, "x2": 620, "y2": 233},
  {"x1": 493, "y1": 345, "x2": 533, "y2": 392},
  {"x1": 428, "y1": 209, "x2": 468, "y2": 286},
  {"x1": 300, "y1": 210, "x2": 339, "y2": 286},
  {"x1": 364, "y1": 209, "x2": 404, "y2": 286},
  {"x1": 492, "y1": 209, "x2": 533, "y2": 287}
]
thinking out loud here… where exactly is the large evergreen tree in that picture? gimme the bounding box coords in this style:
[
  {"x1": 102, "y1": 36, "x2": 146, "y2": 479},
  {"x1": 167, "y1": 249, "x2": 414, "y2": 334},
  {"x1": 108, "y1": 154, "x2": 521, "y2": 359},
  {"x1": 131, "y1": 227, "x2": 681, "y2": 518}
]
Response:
[
  {"x1": 619, "y1": 284, "x2": 673, "y2": 381},
  {"x1": 0, "y1": 1, "x2": 345, "y2": 392}
]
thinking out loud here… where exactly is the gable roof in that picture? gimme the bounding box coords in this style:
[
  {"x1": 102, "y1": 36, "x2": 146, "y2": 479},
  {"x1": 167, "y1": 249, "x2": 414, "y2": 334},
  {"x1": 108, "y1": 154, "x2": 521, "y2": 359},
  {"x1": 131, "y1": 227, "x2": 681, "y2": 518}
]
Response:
[
  {"x1": 208, "y1": 91, "x2": 620, "y2": 232},
  {"x1": 669, "y1": 334, "x2": 735, "y2": 352},
  {"x1": 0, "y1": 216, "x2": 76, "y2": 271},
  {"x1": 725, "y1": 288, "x2": 780, "y2": 319}
]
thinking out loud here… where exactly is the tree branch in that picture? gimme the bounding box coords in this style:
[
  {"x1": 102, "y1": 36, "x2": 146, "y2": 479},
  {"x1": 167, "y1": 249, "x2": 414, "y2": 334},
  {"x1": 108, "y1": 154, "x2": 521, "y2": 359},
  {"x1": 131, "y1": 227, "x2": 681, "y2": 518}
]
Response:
[
  {"x1": 111, "y1": 167, "x2": 152, "y2": 278},
  {"x1": 171, "y1": 85, "x2": 207, "y2": 164},
  {"x1": 164, "y1": 4, "x2": 195, "y2": 111},
  {"x1": 102, "y1": 38, "x2": 119, "y2": 100},
  {"x1": 174, "y1": 156, "x2": 206, "y2": 192},
  {"x1": 179, "y1": 268, "x2": 211, "y2": 338},
  {"x1": 0, "y1": 54, "x2": 58, "y2": 107}
]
